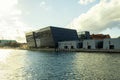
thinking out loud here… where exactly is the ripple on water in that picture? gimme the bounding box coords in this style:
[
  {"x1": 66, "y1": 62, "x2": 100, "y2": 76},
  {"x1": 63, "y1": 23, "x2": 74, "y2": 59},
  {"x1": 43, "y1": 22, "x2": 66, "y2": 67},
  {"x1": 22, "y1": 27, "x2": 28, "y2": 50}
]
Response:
[{"x1": 0, "y1": 49, "x2": 120, "y2": 80}]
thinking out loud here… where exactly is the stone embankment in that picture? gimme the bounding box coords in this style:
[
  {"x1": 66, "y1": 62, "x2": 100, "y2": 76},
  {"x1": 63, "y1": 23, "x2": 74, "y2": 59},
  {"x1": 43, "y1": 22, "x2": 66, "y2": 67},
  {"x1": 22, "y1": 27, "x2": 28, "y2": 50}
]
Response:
[
  {"x1": 27, "y1": 48, "x2": 120, "y2": 53},
  {"x1": 56, "y1": 49, "x2": 120, "y2": 53}
]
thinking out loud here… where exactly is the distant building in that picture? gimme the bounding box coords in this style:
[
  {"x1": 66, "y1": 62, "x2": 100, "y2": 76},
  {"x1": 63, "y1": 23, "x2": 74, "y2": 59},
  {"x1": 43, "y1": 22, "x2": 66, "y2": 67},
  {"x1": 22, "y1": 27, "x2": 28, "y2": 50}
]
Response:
[
  {"x1": 20, "y1": 43, "x2": 28, "y2": 49},
  {"x1": 103, "y1": 38, "x2": 120, "y2": 50},
  {"x1": 0, "y1": 40, "x2": 17, "y2": 47},
  {"x1": 26, "y1": 26, "x2": 79, "y2": 48},
  {"x1": 91, "y1": 34, "x2": 110, "y2": 40},
  {"x1": 78, "y1": 31, "x2": 90, "y2": 40}
]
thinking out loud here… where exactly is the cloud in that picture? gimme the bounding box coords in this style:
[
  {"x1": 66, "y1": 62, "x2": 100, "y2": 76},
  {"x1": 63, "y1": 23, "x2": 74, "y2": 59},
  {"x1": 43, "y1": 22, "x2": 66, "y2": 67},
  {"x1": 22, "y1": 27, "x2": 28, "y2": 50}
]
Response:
[
  {"x1": 78, "y1": 0, "x2": 96, "y2": 5},
  {"x1": 68, "y1": 0, "x2": 120, "y2": 33},
  {"x1": 40, "y1": 1, "x2": 46, "y2": 7},
  {"x1": 0, "y1": 0, "x2": 33, "y2": 43},
  {"x1": 39, "y1": 1, "x2": 51, "y2": 11}
]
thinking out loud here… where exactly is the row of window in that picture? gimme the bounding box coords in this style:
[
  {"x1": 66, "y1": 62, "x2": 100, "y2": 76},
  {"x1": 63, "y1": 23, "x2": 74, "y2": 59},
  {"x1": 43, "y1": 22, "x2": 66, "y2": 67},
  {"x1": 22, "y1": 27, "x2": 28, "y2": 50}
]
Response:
[
  {"x1": 64, "y1": 46, "x2": 74, "y2": 49},
  {"x1": 63, "y1": 45, "x2": 114, "y2": 49}
]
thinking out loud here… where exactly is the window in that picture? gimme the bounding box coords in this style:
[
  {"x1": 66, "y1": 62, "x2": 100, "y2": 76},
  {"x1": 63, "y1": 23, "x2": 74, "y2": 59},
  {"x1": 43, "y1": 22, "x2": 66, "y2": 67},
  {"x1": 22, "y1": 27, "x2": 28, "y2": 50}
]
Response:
[
  {"x1": 64, "y1": 46, "x2": 68, "y2": 49},
  {"x1": 78, "y1": 43, "x2": 83, "y2": 48},
  {"x1": 109, "y1": 45, "x2": 114, "y2": 49},
  {"x1": 71, "y1": 46, "x2": 74, "y2": 49},
  {"x1": 88, "y1": 46, "x2": 91, "y2": 49},
  {"x1": 97, "y1": 41, "x2": 103, "y2": 49}
]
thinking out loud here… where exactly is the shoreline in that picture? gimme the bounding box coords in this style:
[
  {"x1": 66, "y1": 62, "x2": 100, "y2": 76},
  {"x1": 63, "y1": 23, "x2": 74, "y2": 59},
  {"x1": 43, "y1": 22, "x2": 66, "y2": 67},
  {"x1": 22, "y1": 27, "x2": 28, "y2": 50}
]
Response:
[
  {"x1": 0, "y1": 47, "x2": 120, "y2": 53},
  {"x1": 27, "y1": 48, "x2": 120, "y2": 53}
]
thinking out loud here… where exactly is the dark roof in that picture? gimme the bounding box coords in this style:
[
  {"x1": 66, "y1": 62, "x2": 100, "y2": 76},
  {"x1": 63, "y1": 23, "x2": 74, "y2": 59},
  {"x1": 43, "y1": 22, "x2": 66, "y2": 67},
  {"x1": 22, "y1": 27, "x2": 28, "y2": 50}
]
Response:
[{"x1": 50, "y1": 27, "x2": 79, "y2": 43}]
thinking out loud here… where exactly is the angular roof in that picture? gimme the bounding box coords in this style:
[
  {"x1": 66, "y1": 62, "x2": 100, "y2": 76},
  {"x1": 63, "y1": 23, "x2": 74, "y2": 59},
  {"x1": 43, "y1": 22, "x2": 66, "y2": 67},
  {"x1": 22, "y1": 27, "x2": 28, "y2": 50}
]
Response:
[{"x1": 50, "y1": 26, "x2": 79, "y2": 43}]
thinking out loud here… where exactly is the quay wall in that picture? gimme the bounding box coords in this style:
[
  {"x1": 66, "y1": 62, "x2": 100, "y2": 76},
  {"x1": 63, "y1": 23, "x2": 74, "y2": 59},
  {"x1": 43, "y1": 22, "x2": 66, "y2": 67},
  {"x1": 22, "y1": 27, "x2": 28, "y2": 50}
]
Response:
[{"x1": 27, "y1": 48, "x2": 120, "y2": 53}]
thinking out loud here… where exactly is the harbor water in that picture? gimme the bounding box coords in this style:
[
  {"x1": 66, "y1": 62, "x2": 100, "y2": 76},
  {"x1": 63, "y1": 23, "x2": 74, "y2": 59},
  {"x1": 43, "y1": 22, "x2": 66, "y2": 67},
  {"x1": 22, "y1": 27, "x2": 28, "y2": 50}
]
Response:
[{"x1": 0, "y1": 49, "x2": 120, "y2": 80}]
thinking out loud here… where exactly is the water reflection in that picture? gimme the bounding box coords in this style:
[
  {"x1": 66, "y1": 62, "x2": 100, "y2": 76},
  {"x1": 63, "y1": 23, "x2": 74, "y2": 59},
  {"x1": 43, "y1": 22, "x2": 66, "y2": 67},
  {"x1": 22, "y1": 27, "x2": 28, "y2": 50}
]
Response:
[
  {"x1": 23, "y1": 52, "x2": 78, "y2": 80},
  {"x1": 0, "y1": 49, "x2": 27, "y2": 80},
  {"x1": 0, "y1": 49, "x2": 12, "y2": 62},
  {"x1": 74, "y1": 53, "x2": 120, "y2": 79},
  {"x1": 0, "y1": 49, "x2": 120, "y2": 80}
]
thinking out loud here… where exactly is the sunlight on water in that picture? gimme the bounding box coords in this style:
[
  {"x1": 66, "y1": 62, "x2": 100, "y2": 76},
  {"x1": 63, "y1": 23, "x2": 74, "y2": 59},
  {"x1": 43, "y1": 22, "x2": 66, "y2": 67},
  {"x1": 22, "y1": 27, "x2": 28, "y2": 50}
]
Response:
[
  {"x1": 0, "y1": 49, "x2": 119, "y2": 80},
  {"x1": 0, "y1": 49, "x2": 27, "y2": 80},
  {"x1": 0, "y1": 49, "x2": 12, "y2": 63}
]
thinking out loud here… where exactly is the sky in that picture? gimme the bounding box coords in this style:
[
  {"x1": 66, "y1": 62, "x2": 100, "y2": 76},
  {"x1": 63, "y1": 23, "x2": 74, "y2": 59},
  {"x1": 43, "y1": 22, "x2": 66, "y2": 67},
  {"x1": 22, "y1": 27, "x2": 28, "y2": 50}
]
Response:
[{"x1": 0, "y1": 0, "x2": 120, "y2": 42}]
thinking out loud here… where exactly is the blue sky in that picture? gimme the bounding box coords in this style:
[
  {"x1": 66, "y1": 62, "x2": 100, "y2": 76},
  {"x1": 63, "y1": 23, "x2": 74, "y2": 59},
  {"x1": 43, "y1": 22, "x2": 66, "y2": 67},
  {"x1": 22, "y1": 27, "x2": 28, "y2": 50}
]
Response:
[
  {"x1": 19, "y1": 0, "x2": 99, "y2": 28},
  {"x1": 0, "y1": 0, "x2": 119, "y2": 42}
]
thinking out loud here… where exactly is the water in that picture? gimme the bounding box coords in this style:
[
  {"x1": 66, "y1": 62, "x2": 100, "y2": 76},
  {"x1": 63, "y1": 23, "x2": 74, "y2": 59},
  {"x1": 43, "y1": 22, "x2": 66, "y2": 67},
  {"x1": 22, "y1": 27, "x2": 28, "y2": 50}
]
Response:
[{"x1": 0, "y1": 49, "x2": 120, "y2": 80}]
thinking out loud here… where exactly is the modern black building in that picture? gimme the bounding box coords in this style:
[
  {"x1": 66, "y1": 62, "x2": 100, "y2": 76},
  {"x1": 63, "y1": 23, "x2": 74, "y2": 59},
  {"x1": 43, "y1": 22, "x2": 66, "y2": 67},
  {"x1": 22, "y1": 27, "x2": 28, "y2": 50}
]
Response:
[{"x1": 26, "y1": 26, "x2": 79, "y2": 48}]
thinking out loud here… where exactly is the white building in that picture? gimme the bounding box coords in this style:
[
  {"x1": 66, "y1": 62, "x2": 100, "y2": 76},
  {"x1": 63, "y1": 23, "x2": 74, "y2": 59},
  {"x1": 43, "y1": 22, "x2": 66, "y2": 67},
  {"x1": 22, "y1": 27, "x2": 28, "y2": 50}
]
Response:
[
  {"x1": 103, "y1": 38, "x2": 120, "y2": 50},
  {"x1": 83, "y1": 40, "x2": 95, "y2": 49},
  {"x1": 58, "y1": 41, "x2": 80, "y2": 49},
  {"x1": 58, "y1": 40, "x2": 103, "y2": 50},
  {"x1": 83, "y1": 39, "x2": 103, "y2": 49}
]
